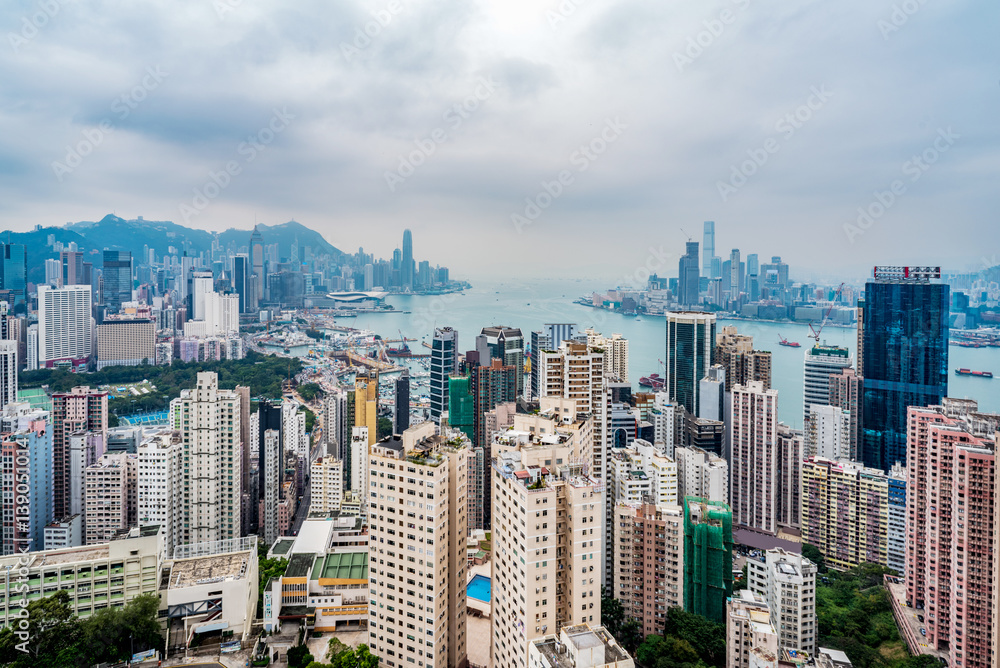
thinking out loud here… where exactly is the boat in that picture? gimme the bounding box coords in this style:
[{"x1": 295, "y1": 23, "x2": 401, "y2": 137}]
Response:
[
  {"x1": 778, "y1": 335, "x2": 801, "y2": 348},
  {"x1": 955, "y1": 368, "x2": 993, "y2": 378},
  {"x1": 638, "y1": 373, "x2": 665, "y2": 389}
]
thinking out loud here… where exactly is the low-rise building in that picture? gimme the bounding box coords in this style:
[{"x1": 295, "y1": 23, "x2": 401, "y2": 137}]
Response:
[
  {"x1": 262, "y1": 550, "x2": 368, "y2": 633},
  {"x1": 528, "y1": 625, "x2": 634, "y2": 668},
  {"x1": 727, "y1": 590, "x2": 778, "y2": 668}
]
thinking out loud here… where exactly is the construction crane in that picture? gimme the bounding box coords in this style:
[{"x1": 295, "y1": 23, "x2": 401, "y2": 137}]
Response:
[
  {"x1": 808, "y1": 283, "x2": 845, "y2": 344},
  {"x1": 679, "y1": 228, "x2": 692, "y2": 242}
]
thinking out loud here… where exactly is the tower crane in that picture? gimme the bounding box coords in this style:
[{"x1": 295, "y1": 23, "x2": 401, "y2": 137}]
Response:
[{"x1": 808, "y1": 283, "x2": 845, "y2": 344}]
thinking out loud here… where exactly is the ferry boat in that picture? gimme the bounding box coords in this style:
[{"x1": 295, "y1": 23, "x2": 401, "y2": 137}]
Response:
[
  {"x1": 778, "y1": 335, "x2": 801, "y2": 348},
  {"x1": 638, "y1": 373, "x2": 665, "y2": 389},
  {"x1": 955, "y1": 368, "x2": 993, "y2": 378}
]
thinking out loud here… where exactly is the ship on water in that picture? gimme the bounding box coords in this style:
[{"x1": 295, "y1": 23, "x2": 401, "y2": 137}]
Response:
[
  {"x1": 955, "y1": 368, "x2": 993, "y2": 378},
  {"x1": 638, "y1": 373, "x2": 665, "y2": 390},
  {"x1": 778, "y1": 334, "x2": 801, "y2": 348}
]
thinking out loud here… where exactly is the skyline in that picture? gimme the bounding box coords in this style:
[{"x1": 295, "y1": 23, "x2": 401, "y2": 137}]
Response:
[{"x1": 0, "y1": 0, "x2": 997, "y2": 281}]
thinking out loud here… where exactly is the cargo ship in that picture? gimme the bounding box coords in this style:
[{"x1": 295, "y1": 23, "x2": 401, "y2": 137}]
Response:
[
  {"x1": 638, "y1": 373, "x2": 665, "y2": 390},
  {"x1": 778, "y1": 335, "x2": 801, "y2": 348},
  {"x1": 955, "y1": 368, "x2": 993, "y2": 378}
]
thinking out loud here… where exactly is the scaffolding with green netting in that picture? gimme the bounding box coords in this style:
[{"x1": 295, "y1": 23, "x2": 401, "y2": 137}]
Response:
[
  {"x1": 448, "y1": 375, "x2": 475, "y2": 441},
  {"x1": 683, "y1": 495, "x2": 734, "y2": 625}
]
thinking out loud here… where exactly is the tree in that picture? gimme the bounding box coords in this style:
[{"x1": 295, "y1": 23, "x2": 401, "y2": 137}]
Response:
[
  {"x1": 662, "y1": 607, "x2": 725, "y2": 668},
  {"x1": 288, "y1": 643, "x2": 314, "y2": 668},
  {"x1": 376, "y1": 416, "x2": 393, "y2": 440},
  {"x1": 298, "y1": 382, "x2": 322, "y2": 401},
  {"x1": 802, "y1": 543, "x2": 827, "y2": 573}
]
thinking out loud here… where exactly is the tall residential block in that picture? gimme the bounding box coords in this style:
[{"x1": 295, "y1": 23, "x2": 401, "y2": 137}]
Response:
[
  {"x1": 800, "y1": 457, "x2": 888, "y2": 570},
  {"x1": 95, "y1": 318, "x2": 155, "y2": 369},
  {"x1": 748, "y1": 548, "x2": 817, "y2": 656},
  {"x1": 491, "y1": 440, "x2": 603, "y2": 668},
  {"x1": 675, "y1": 446, "x2": 728, "y2": 504},
  {"x1": 730, "y1": 381, "x2": 779, "y2": 534},
  {"x1": 37, "y1": 284, "x2": 93, "y2": 369},
  {"x1": 613, "y1": 502, "x2": 684, "y2": 637},
  {"x1": 52, "y1": 387, "x2": 108, "y2": 521},
  {"x1": 683, "y1": 496, "x2": 733, "y2": 624},
  {"x1": 905, "y1": 400, "x2": 998, "y2": 668},
  {"x1": 715, "y1": 326, "x2": 771, "y2": 391},
  {"x1": 0, "y1": 418, "x2": 52, "y2": 554},
  {"x1": 430, "y1": 327, "x2": 458, "y2": 424},
  {"x1": 886, "y1": 462, "x2": 907, "y2": 576},
  {"x1": 861, "y1": 266, "x2": 948, "y2": 472},
  {"x1": 828, "y1": 368, "x2": 863, "y2": 461},
  {"x1": 805, "y1": 404, "x2": 851, "y2": 460},
  {"x1": 0, "y1": 340, "x2": 16, "y2": 410},
  {"x1": 698, "y1": 364, "x2": 725, "y2": 422},
  {"x1": 775, "y1": 424, "x2": 802, "y2": 532},
  {"x1": 84, "y1": 452, "x2": 135, "y2": 545},
  {"x1": 665, "y1": 311, "x2": 715, "y2": 415},
  {"x1": 173, "y1": 372, "x2": 243, "y2": 545},
  {"x1": 260, "y1": 428, "x2": 280, "y2": 547},
  {"x1": 394, "y1": 370, "x2": 410, "y2": 435},
  {"x1": 367, "y1": 424, "x2": 468, "y2": 668},
  {"x1": 608, "y1": 439, "x2": 677, "y2": 507},
  {"x1": 472, "y1": 359, "x2": 517, "y2": 526},
  {"x1": 310, "y1": 456, "x2": 343, "y2": 513},
  {"x1": 137, "y1": 430, "x2": 182, "y2": 557},
  {"x1": 585, "y1": 329, "x2": 630, "y2": 382},
  {"x1": 802, "y1": 345, "x2": 852, "y2": 427},
  {"x1": 726, "y1": 590, "x2": 778, "y2": 668}
]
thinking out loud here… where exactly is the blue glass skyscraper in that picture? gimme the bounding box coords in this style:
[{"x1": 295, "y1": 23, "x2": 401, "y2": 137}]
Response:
[
  {"x1": 101, "y1": 250, "x2": 132, "y2": 313},
  {"x1": 0, "y1": 243, "x2": 27, "y2": 314},
  {"x1": 860, "y1": 267, "x2": 949, "y2": 472}
]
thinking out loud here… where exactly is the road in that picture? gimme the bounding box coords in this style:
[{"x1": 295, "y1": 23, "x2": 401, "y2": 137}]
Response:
[{"x1": 290, "y1": 422, "x2": 325, "y2": 536}]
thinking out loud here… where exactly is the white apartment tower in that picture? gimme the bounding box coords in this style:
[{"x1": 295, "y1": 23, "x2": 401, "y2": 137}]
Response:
[
  {"x1": 37, "y1": 284, "x2": 93, "y2": 368},
  {"x1": 491, "y1": 440, "x2": 603, "y2": 668},
  {"x1": 747, "y1": 548, "x2": 818, "y2": 656},
  {"x1": 84, "y1": 453, "x2": 135, "y2": 545},
  {"x1": 609, "y1": 439, "x2": 677, "y2": 506},
  {"x1": 727, "y1": 590, "x2": 779, "y2": 668},
  {"x1": 730, "y1": 381, "x2": 779, "y2": 534},
  {"x1": 585, "y1": 329, "x2": 630, "y2": 382},
  {"x1": 367, "y1": 423, "x2": 469, "y2": 668},
  {"x1": 310, "y1": 456, "x2": 343, "y2": 513},
  {"x1": 805, "y1": 404, "x2": 851, "y2": 460},
  {"x1": 137, "y1": 431, "x2": 183, "y2": 557},
  {"x1": 173, "y1": 372, "x2": 243, "y2": 545},
  {"x1": 675, "y1": 445, "x2": 729, "y2": 504}
]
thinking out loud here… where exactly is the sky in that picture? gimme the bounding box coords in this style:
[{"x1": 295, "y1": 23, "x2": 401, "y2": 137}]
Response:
[{"x1": 0, "y1": 0, "x2": 997, "y2": 283}]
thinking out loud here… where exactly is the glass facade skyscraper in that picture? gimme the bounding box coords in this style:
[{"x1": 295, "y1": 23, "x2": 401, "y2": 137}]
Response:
[
  {"x1": 0, "y1": 243, "x2": 27, "y2": 314},
  {"x1": 665, "y1": 311, "x2": 716, "y2": 415},
  {"x1": 101, "y1": 251, "x2": 132, "y2": 313},
  {"x1": 430, "y1": 327, "x2": 458, "y2": 423},
  {"x1": 860, "y1": 275, "x2": 949, "y2": 472}
]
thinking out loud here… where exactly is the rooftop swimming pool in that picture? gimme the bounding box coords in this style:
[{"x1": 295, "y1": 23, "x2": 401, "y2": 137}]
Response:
[{"x1": 466, "y1": 574, "x2": 491, "y2": 603}]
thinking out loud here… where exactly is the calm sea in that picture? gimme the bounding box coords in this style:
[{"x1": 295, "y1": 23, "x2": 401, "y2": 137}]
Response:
[{"x1": 328, "y1": 278, "x2": 999, "y2": 430}]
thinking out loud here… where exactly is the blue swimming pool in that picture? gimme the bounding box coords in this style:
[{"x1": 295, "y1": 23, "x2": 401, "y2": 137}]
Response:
[{"x1": 466, "y1": 574, "x2": 491, "y2": 602}]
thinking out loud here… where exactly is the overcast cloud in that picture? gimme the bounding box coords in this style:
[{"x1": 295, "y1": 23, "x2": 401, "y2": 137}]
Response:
[{"x1": 0, "y1": 0, "x2": 997, "y2": 282}]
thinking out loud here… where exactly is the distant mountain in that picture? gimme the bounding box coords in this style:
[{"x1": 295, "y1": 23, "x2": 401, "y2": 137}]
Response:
[{"x1": 2, "y1": 215, "x2": 344, "y2": 284}]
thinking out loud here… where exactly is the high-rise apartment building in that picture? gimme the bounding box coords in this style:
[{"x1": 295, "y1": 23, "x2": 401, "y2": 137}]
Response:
[
  {"x1": 861, "y1": 266, "x2": 948, "y2": 472},
  {"x1": 173, "y1": 372, "x2": 243, "y2": 545},
  {"x1": 726, "y1": 590, "x2": 779, "y2": 668},
  {"x1": 261, "y1": 428, "x2": 280, "y2": 547},
  {"x1": 0, "y1": 418, "x2": 52, "y2": 555},
  {"x1": 394, "y1": 370, "x2": 410, "y2": 435},
  {"x1": 491, "y1": 440, "x2": 603, "y2": 668},
  {"x1": 665, "y1": 311, "x2": 716, "y2": 415},
  {"x1": 828, "y1": 368, "x2": 862, "y2": 461},
  {"x1": 37, "y1": 284, "x2": 93, "y2": 369},
  {"x1": 800, "y1": 456, "x2": 888, "y2": 570},
  {"x1": 677, "y1": 241, "x2": 700, "y2": 307},
  {"x1": 137, "y1": 430, "x2": 182, "y2": 557},
  {"x1": 52, "y1": 386, "x2": 108, "y2": 521},
  {"x1": 84, "y1": 452, "x2": 135, "y2": 545},
  {"x1": 310, "y1": 456, "x2": 343, "y2": 513},
  {"x1": 430, "y1": 327, "x2": 458, "y2": 424},
  {"x1": 537, "y1": 341, "x2": 605, "y2": 416},
  {"x1": 886, "y1": 462, "x2": 907, "y2": 577},
  {"x1": 715, "y1": 326, "x2": 771, "y2": 391},
  {"x1": 803, "y1": 345, "x2": 852, "y2": 427},
  {"x1": 675, "y1": 446, "x2": 728, "y2": 504},
  {"x1": 530, "y1": 324, "x2": 578, "y2": 400},
  {"x1": 683, "y1": 496, "x2": 733, "y2": 624},
  {"x1": 905, "y1": 400, "x2": 998, "y2": 668},
  {"x1": 775, "y1": 424, "x2": 801, "y2": 532},
  {"x1": 698, "y1": 364, "x2": 726, "y2": 422},
  {"x1": 747, "y1": 549, "x2": 817, "y2": 656},
  {"x1": 95, "y1": 318, "x2": 155, "y2": 370},
  {"x1": 805, "y1": 404, "x2": 851, "y2": 460},
  {"x1": 585, "y1": 329, "x2": 630, "y2": 382},
  {"x1": 478, "y1": 326, "x2": 525, "y2": 396},
  {"x1": 472, "y1": 359, "x2": 517, "y2": 526},
  {"x1": 367, "y1": 424, "x2": 468, "y2": 668},
  {"x1": 101, "y1": 251, "x2": 132, "y2": 313},
  {"x1": 608, "y1": 439, "x2": 677, "y2": 506},
  {"x1": 613, "y1": 501, "x2": 684, "y2": 636},
  {"x1": 0, "y1": 341, "x2": 16, "y2": 410},
  {"x1": 730, "y1": 381, "x2": 779, "y2": 534}
]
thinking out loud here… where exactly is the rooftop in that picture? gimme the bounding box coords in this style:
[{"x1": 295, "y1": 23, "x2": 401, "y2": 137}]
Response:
[
  {"x1": 167, "y1": 550, "x2": 252, "y2": 588},
  {"x1": 310, "y1": 551, "x2": 368, "y2": 581},
  {"x1": 532, "y1": 625, "x2": 631, "y2": 668},
  {"x1": 284, "y1": 552, "x2": 316, "y2": 579}
]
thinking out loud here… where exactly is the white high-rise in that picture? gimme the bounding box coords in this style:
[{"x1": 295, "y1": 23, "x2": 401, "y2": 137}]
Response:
[
  {"x1": 805, "y1": 404, "x2": 851, "y2": 460},
  {"x1": 310, "y1": 456, "x2": 343, "y2": 513},
  {"x1": 675, "y1": 445, "x2": 729, "y2": 504},
  {"x1": 609, "y1": 439, "x2": 677, "y2": 506},
  {"x1": 137, "y1": 431, "x2": 183, "y2": 557},
  {"x1": 730, "y1": 381, "x2": 779, "y2": 534},
  {"x1": 37, "y1": 284, "x2": 93, "y2": 368},
  {"x1": 748, "y1": 548, "x2": 818, "y2": 656},
  {"x1": 585, "y1": 329, "x2": 630, "y2": 382},
  {"x1": 802, "y1": 345, "x2": 852, "y2": 426},
  {"x1": 0, "y1": 340, "x2": 17, "y2": 410}
]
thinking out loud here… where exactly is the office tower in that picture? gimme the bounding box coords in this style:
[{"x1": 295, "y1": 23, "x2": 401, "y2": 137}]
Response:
[
  {"x1": 492, "y1": 442, "x2": 603, "y2": 668},
  {"x1": 137, "y1": 431, "x2": 182, "y2": 557},
  {"x1": 759, "y1": 256, "x2": 789, "y2": 292},
  {"x1": 0, "y1": 341, "x2": 16, "y2": 410},
  {"x1": 683, "y1": 414, "x2": 725, "y2": 457},
  {"x1": 430, "y1": 327, "x2": 458, "y2": 423},
  {"x1": 478, "y1": 326, "x2": 525, "y2": 395},
  {"x1": 232, "y1": 254, "x2": 249, "y2": 313},
  {"x1": 746, "y1": 253, "x2": 759, "y2": 282},
  {"x1": 249, "y1": 226, "x2": 264, "y2": 309},
  {"x1": 828, "y1": 368, "x2": 863, "y2": 461},
  {"x1": 675, "y1": 446, "x2": 728, "y2": 504},
  {"x1": 861, "y1": 266, "x2": 949, "y2": 472},
  {"x1": 473, "y1": 360, "x2": 516, "y2": 526},
  {"x1": 906, "y1": 400, "x2": 998, "y2": 668},
  {"x1": 702, "y1": 221, "x2": 715, "y2": 279},
  {"x1": 613, "y1": 502, "x2": 685, "y2": 636},
  {"x1": 683, "y1": 496, "x2": 733, "y2": 624},
  {"x1": 95, "y1": 318, "x2": 155, "y2": 369},
  {"x1": 584, "y1": 329, "x2": 629, "y2": 382},
  {"x1": 324, "y1": 389, "x2": 350, "y2": 461},
  {"x1": 401, "y1": 229, "x2": 414, "y2": 291},
  {"x1": 84, "y1": 453, "x2": 134, "y2": 545},
  {"x1": 609, "y1": 439, "x2": 678, "y2": 506},
  {"x1": 189, "y1": 269, "x2": 214, "y2": 320},
  {"x1": 363, "y1": 263, "x2": 374, "y2": 291},
  {"x1": 698, "y1": 364, "x2": 725, "y2": 421},
  {"x1": 775, "y1": 425, "x2": 801, "y2": 531},
  {"x1": 310, "y1": 456, "x2": 343, "y2": 513},
  {"x1": 368, "y1": 424, "x2": 468, "y2": 668},
  {"x1": 664, "y1": 311, "x2": 716, "y2": 415},
  {"x1": 60, "y1": 249, "x2": 84, "y2": 286},
  {"x1": 800, "y1": 457, "x2": 889, "y2": 570},
  {"x1": 52, "y1": 387, "x2": 108, "y2": 521},
  {"x1": 393, "y1": 370, "x2": 410, "y2": 435},
  {"x1": 0, "y1": 419, "x2": 52, "y2": 555},
  {"x1": 730, "y1": 381, "x2": 778, "y2": 534},
  {"x1": 677, "y1": 241, "x2": 700, "y2": 307},
  {"x1": 715, "y1": 326, "x2": 772, "y2": 391},
  {"x1": 0, "y1": 243, "x2": 27, "y2": 313},
  {"x1": 729, "y1": 248, "x2": 741, "y2": 303},
  {"x1": 261, "y1": 428, "x2": 280, "y2": 547},
  {"x1": 37, "y1": 284, "x2": 93, "y2": 369},
  {"x1": 174, "y1": 372, "x2": 243, "y2": 544},
  {"x1": 805, "y1": 404, "x2": 850, "y2": 460},
  {"x1": 101, "y1": 251, "x2": 132, "y2": 313},
  {"x1": 802, "y1": 345, "x2": 852, "y2": 427},
  {"x1": 886, "y1": 462, "x2": 907, "y2": 576},
  {"x1": 544, "y1": 323, "x2": 577, "y2": 347},
  {"x1": 748, "y1": 549, "x2": 817, "y2": 656},
  {"x1": 726, "y1": 590, "x2": 779, "y2": 668}
]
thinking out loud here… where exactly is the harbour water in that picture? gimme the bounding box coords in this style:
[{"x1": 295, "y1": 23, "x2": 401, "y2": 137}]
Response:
[{"x1": 313, "y1": 278, "x2": 999, "y2": 430}]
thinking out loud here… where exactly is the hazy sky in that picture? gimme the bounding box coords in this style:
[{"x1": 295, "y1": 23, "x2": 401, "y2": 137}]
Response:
[{"x1": 1, "y1": 0, "x2": 997, "y2": 282}]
